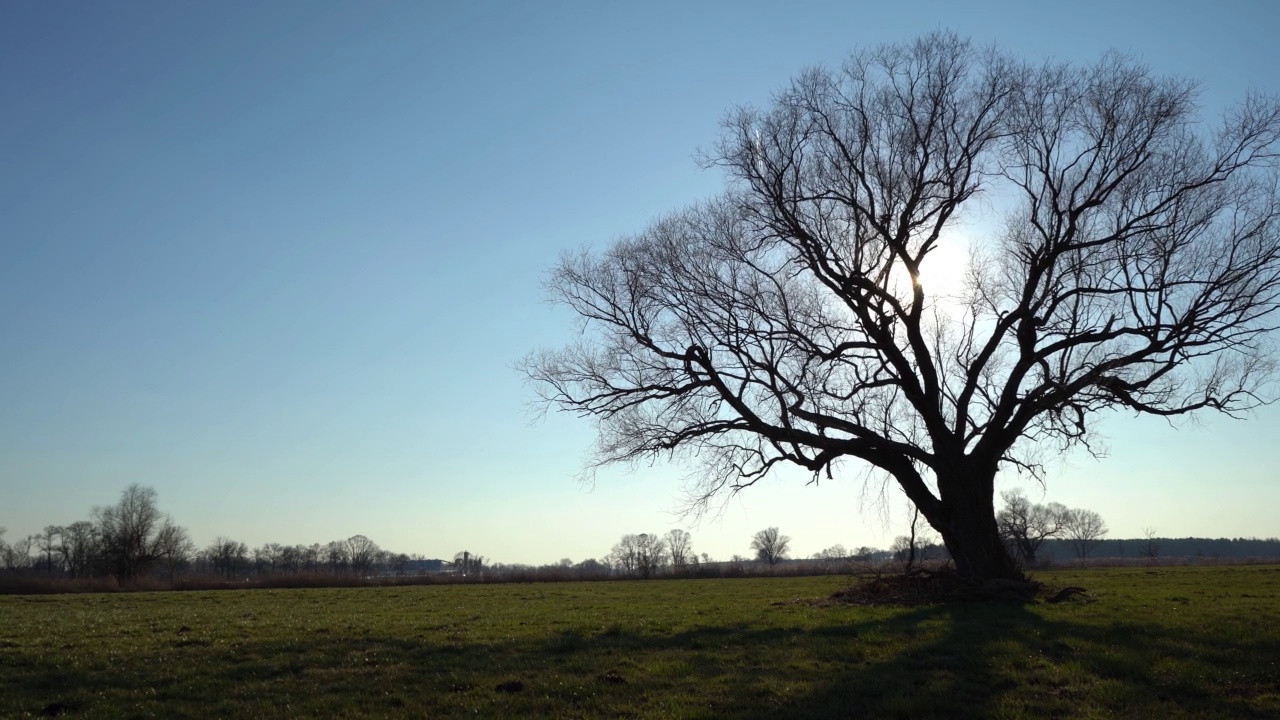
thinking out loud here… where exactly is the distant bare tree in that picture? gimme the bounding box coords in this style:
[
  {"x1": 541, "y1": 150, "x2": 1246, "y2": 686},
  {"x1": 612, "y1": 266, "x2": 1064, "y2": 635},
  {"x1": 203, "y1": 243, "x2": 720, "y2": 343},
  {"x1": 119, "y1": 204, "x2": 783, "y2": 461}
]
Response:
[
  {"x1": 665, "y1": 529, "x2": 695, "y2": 573},
  {"x1": 1141, "y1": 527, "x2": 1161, "y2": 559},
  {"x1": 574, "y1": 558, "x2": 610, "y2": 579},
  {"x1": 636, "y1": 533, "x2": 668, "y2": 578},
  {"x1": 207, "y1": 537, "x2": 249, "y2": 578},
  {"x1": 609, "y1": 533, "x2": 668, "y2": 578},
  {"x1": 95, "y1": 484, "x2": 163, "y2": 580},
  {"x1": 153, "y1": 518, "x2": 195, "y2": 581},
  {"x1": 893, "y1": 507, "x2": 942, "y2": 569},
  {"x1": 997, "y1": 490, "x2": 1068, "y2": 565},
  {"x1": 391, "y1": 553, "x2": 411, "y2": 577},
  {"x1": 524, "y1": 32, "x2": 1280, "y2": 582},
  {"x1": 58, "y1": 521, "x2": 100, "y2": 578},
  {"x1": 37, "y1": 525, "x2": 63, "y2": 574},
  {"x1": 325, "y1": 540, "x2": 349, "y2": 574},
  {"x1": 813, "y1": 544, "x2": 849, "y2": 561},
  {"x1": 4, "y1": 534, "x2": 34, "y2": 570},
  {"x1": 346, "y1": 535, "x2": 380, "y2": 576},
  {"x1": 1063, "y1": 508, "x2": 1108, "y2": 558},
  {"x1": 751, "y1": 527, "x2": 791, "y2": 565},
  {"x1": 610, "y1": 535, "x2": 641, "y2": 575}
]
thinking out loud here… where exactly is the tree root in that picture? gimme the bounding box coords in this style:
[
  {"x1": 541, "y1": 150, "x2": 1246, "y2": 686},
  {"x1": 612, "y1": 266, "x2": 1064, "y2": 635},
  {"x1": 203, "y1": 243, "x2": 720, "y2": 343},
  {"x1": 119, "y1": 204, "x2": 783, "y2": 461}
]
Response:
[{"x1": 1046, "y1": 586, "x2": 1091, "y2": 603}]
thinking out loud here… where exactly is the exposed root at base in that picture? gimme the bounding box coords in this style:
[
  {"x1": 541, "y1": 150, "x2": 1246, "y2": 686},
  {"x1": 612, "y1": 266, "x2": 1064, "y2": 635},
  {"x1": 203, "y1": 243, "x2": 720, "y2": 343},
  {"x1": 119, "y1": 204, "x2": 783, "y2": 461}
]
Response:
[{"x1": 1046, "y1": 586, "x2": 1091, "y2": 603}]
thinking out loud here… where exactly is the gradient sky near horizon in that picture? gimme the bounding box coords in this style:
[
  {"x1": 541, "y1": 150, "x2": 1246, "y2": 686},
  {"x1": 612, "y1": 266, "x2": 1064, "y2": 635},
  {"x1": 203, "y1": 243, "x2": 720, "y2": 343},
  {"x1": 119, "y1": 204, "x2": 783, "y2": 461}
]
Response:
[{"x1": 3, "y1": 0, "x2": 1278, "y2": 564}]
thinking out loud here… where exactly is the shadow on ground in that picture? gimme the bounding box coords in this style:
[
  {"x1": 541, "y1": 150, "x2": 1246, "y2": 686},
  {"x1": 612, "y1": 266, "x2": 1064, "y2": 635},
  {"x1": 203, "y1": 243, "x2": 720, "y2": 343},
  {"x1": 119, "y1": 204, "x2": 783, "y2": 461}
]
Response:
[{"x1": 7, "y1": 596, "x2": 1278, "y2": 718}]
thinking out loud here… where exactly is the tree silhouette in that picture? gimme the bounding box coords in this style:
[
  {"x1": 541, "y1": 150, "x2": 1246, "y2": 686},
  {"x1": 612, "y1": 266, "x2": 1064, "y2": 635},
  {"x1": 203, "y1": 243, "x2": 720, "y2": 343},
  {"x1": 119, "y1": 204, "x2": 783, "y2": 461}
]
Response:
[
  {"x1": 751, "y1": 527, "x2": 792, "y2": 565},
  {"x1": 525, "y1": 32, "x2": 1280, "y2": 581}
]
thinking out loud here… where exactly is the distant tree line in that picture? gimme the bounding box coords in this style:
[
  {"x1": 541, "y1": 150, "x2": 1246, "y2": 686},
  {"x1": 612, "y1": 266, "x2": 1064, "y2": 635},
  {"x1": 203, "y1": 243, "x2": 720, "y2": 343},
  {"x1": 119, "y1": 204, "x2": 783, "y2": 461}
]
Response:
[
  {"x1": 0, "y1": 485, "x2": 434, "y2": 583},
  {"x1": 1034, "y1": 536, "x2": 1280, "y2": 562},
  {"x1": 0, "y1": 485, "x2": 195, "y2": 581},
  {"x1": 4, "y1": 486, "x2": 1277, "y2": 592}
]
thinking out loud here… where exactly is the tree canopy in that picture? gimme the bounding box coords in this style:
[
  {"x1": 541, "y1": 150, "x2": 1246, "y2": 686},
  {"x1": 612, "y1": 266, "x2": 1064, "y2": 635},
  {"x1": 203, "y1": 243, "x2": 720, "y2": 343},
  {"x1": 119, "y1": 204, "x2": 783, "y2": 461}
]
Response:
[{"x1": 524, "y1": 33, "x2": 1280, "y2": 581}]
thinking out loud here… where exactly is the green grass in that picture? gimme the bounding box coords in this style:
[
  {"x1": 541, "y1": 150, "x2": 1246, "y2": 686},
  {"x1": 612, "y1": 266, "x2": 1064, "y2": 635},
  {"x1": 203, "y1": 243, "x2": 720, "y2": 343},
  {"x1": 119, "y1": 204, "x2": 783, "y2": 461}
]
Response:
[{"x1": 1, "y1": 565, "x2": 1277, "y2": 718}]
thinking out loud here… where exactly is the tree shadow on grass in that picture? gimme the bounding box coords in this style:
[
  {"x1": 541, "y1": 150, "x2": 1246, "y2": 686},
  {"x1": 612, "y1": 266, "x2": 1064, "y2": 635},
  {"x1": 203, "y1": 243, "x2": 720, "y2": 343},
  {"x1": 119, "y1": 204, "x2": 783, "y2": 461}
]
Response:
[{"x1": 7, "y1": 600, "x2": 1278, "y2": 718}]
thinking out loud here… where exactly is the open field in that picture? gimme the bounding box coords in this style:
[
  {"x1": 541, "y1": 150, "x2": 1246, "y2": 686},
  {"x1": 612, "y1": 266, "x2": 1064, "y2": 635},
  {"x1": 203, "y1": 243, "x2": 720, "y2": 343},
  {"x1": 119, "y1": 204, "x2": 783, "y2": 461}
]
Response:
[{"x1": 1, "y1": 566, "x2": 1277, "y2": 719}]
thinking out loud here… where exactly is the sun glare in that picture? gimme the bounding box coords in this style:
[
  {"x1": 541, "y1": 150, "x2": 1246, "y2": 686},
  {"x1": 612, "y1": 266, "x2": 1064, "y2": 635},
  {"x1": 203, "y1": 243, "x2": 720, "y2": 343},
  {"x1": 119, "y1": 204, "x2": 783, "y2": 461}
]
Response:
[{"x1": 916, "y1": 232, "x2": 972, "y2": 301}]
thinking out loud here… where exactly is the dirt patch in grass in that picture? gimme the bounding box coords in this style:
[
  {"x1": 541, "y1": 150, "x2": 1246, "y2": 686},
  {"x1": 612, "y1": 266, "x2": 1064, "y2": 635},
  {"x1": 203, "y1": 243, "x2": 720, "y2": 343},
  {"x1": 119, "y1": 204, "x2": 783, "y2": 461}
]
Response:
[{"x1": 819, "y1": 569, "x2": 1044, "y2": 606}]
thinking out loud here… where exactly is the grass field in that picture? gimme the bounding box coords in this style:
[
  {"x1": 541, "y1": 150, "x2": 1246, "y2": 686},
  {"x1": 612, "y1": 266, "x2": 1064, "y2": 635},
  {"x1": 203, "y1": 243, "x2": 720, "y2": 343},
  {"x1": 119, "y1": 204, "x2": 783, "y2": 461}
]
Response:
[{"x1": 1, "y1": 565, "x2": 1277, "y2": 719}]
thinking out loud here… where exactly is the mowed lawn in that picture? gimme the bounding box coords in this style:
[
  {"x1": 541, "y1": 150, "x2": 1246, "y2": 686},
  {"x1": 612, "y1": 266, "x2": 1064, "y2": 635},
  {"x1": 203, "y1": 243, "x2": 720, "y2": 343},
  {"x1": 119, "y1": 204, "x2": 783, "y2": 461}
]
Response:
[{"x1": 1, "y1": 566, "x2": 1277, "y2": 719}]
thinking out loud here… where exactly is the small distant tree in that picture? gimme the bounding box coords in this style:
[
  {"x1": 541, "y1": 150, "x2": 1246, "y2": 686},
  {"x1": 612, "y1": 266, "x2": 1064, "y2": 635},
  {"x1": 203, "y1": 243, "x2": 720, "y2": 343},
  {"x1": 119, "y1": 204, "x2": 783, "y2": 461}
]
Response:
[
  {"x1": 2, "y1": 535, "x2": 30, "y2": 570},
  {"x1": 95, "y1": 484, "x2": 164, "y2": 580},
  {"x1": 813, "y1": 544, "x2": 848, "y2": 561},
  {"x1": 153, "y1": 518, "x2": 194, "y2": 580},
  {"x1": 750, "y1": 527, "x2": 791, "y2": 565},
  {"x1": 346, "y1": 535, "x2": 380, "y2": 576},
  {"x1": 6, "y1": 535, "x2": 35, "y2": 570},
  {"x1": 302, "y1": 543, "x2": 322, "y2": 573},
  {"x1": 637, "y1": 533, "x2": 668, "y2": 577},
  {"x1": 59, "y1": 521, "x2": 100, "y2": 578},
  {"x1": 997, "y1": 490, "x2": 1068, "y2": 565},
  {"x1": 665, "y1": 529, "x2": 694, "y2": 573},
  {"x1": 1141, "y1": 528, "x2": 1161, "y2": 559},
  {"x1": 37, "y1": 525, "x2": 63, "y2": 574},
  {"x1": 610, "y1": 535, "x2": 641, "y2": 575},
  {"x1": 391, "y1": 553, "x2": 411, "y2": 577},
  {"x1": 207, "y1": 537, "x2": 249, "y2": 578},
  {"x1": 325, "y1": 540, "x2": 349, "y2": 574},
  {"x1": 609, "y1": 533, "x2": 668, "y2": 578},
  {"x1": 892, "y1": 507, "x2": 941, "y2": 569},
  {"x1": 575, "y1": 558, "x2": 610, "y2": 579},
  {"x1": 851, "y1": 546, "x2": 880, "y2": 562},
  {"x1": 1062, "y1": 508, "x2": 1108, "y2": 558}
]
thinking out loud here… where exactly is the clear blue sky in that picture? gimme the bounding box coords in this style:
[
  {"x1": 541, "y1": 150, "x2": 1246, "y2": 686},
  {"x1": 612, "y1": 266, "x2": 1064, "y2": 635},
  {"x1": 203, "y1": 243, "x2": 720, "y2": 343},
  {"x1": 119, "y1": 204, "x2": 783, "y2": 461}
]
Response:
[{"x1": 3, "y1": 0, "x2": 1278, "y2": 563}]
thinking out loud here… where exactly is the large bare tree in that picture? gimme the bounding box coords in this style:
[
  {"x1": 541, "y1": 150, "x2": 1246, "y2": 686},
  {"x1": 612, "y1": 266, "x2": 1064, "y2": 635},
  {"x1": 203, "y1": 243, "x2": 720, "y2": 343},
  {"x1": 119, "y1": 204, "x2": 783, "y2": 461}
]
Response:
[{"x1": 524, "y1": 33, "x2": 1280, "y2": 582}]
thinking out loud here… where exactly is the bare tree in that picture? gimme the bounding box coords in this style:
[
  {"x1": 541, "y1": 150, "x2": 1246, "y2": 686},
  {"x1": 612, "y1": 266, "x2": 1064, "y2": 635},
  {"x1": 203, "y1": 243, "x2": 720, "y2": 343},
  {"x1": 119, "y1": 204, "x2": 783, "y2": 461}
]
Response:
[
  {"x1": 894, "y1": 506, "x2": 942, "y2": 569},
  {"x1": 636, "y1": 533, "x2": 668, "y2": 577},
  {"x1": 153, "y1": 518, "x2": 195, "y2": 581},
  {"x1": 95, "y1": 484, "x2": 163, "y2": 580},
  {"x1": 1141, "y1": 527, "x2": 1161, "y2": 559},
  {"x1": 665, "y1": 529, "x2": 695, "y2": 573},
  {"x1": 812, "y1": 544, "x2": 848, "y2": 561},
  {"x1": 4, "y1": 534, "x2": 34, "y2": 570},
  {"x1": 751, "y1": 527, "x2": 791, "y2": 565},
  {"x1": 1062, "y1": 507, "x2": 1108, "y2": 558},
  {"x1": 609, "y1": 534, "x2": 641, "y2": 575},
  {"x1": 346, "y1": 535, "x2": 380, "y2": 576},
  {"x1": 58, "y1": 521, "x2": 100, "y2": 578},
  {"x1": 609, "y1": 533, "x2": 668, "y2": 578},
  {"x1": 996, "y1": 490, "x2": 1068, "y2": 565},
  {"x1": 325, "y1": 540, "x2": 349, "y2": 574},
  {"x1": 524, "y1": 33, "x2": 1280, "y2": 581},
  {"x1": 37, "y1": 525, "x2": 63, "y2": 574},
  {"x1": 207, "y1": 537, "x2": 249, "y2": 578}
]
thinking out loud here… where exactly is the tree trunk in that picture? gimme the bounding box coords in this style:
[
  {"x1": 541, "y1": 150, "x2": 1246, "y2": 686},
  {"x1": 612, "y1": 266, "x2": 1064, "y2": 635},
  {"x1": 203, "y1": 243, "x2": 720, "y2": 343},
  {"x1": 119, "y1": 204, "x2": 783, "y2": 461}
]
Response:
[{"x1": 931, "y1": 470, "x2": 1022, "y2": 582}]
